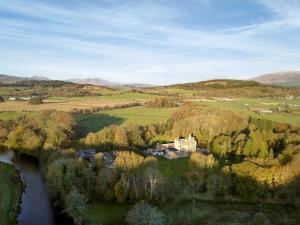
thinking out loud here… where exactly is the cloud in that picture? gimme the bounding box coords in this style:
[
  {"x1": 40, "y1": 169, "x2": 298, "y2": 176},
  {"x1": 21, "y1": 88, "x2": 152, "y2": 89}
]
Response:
[{"x1": 0, "y1": 0, "x2": 299, "y2": 84}]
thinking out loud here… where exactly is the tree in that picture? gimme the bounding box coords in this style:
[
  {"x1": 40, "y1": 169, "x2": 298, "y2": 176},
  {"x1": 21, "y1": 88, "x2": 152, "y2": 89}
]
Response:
[
  {"x1": 251, "y1": 212, "x2": 269, "y2": 225},
  {"x1": 190, "y1": 153, "x2": 217, "y2": 171},
  {"x1": 5, "y1": 125, "x2": 43, "y2": 152},
  {"x1": 126, "y1": 201, "x2": 166, "y2": 225},
  {"x1": 114, "y1": 126, "x2": 129, "y2": 147},
  {"x1": 29, "y1": 96, "x2": 43, "y2": 105},
  {"x1": 65, "y1": 188, "x2": 89, "y2": 225},
  {"x1": 211, "y1": 135, "x2": 232, "y2": 156},
  {"x1": 114, "y1": 151, "x2": 144, "y2": 173},
  {"x1": 125, "y1": 125, "x2": 145, "y2": 147}
]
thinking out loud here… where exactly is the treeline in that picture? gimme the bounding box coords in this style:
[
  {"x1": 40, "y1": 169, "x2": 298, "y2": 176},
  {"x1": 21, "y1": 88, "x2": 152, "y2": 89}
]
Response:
[
  {"x1": 84, "y1": 102, "x2": 248, "y2": 148},
  {"x1": 73, "y1": 102, "x2": 142, "y2": 116},
  {"x1": 193, "y1": 86, "x2": 300, "y2": 98},
  {"x1": 171, "y1": 79, "x2": 263, "y2": 89},
  {"x1": 0, "y1": 111, "x2": 75, "y2": 155},
  {"x1": 146, "y1": 97, "x2": 180, "y2": 108},
  {"x1": 211, "y1": 117, "x2": 300, "y2": 161},
  {"x1": 0, "y1": 81, "x2": 106, "y2": 97},
  {"x1": 159, "y1": 79, "x2": 300, "y2": 98}
]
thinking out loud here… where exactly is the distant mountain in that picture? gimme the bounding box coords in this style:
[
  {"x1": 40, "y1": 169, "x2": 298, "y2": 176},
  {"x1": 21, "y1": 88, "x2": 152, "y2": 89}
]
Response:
[
  {"x1": 68, "y1": 77, "x2": 119, "y2": 86},
  {"x1": 0, "y1": 74, "x2": 49, "y2": 84},
  {"x1": 252, "y1": 71, "x2": 300, "y2": 87},
  {"x1": 68, "y1": 77, "x2": 153, "y2": 88}
]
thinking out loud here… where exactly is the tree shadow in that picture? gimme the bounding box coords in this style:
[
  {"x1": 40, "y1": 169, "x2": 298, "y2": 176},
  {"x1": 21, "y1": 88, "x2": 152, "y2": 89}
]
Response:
[{"x1": 76, "y1": 113, "x2": 125, "y2": 138}]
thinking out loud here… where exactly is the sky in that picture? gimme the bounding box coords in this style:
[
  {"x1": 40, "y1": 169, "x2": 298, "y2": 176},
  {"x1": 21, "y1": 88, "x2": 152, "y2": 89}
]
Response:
[{"x1": 0, "y1": 0, "x2": 300, "y2": 84}]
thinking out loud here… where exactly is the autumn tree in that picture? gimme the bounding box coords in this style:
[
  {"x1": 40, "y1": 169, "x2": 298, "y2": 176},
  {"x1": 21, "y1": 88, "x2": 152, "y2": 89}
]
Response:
[
  {"x1": 126, "y1": 201, "x2": 166, "y2": 225},
  {"x1": 65, "y1": 188, "x2": 89, "y2": 225}
]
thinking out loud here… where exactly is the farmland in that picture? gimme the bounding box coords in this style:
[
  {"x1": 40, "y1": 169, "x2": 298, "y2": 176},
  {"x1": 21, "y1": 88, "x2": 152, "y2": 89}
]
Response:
[
  {"x1": 0, "y1": 92, "x2": 157, "y2": 112},
  {"x1": 76, "y1": 106, "x2": 177, "y2": 136},
  {"x1": 190, "y1": 98, "x2": 300, "y2": 125}
]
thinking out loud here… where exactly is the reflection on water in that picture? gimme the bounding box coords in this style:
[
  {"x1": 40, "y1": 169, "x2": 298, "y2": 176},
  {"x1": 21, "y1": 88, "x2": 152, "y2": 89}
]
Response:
[{"x1": 0, "y1": 151, "x2": 72, "y2": 225}]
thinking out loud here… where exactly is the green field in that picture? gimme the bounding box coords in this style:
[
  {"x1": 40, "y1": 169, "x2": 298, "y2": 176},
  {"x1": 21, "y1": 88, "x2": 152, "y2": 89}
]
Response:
[
  {"x1": 76, "y1": 106, "x2": 177, "y2": 136},
  {"x1": 51, "y1": 92, "x2": 157, "y2": 102},
  {"x1": 88, "y1": 203, "x2": 130, "y2": 225},
  {"x1": 157, "y1": 157, "x2": 190, "y2": 178},
  {"x1": 194, "y1": 98, "x2": 300, "y2": 124},
  {"x1": 0, "y1": 111, "x2": 36, "y2": 121},
  {"x1": 0, "y1": 161, "x2": 24, "y2": 225},
  {"x1": 0, "y1": 111, "x2": 20, "y2": 120},
  {"x1": 0, "y1": 111, "x2": 26, "y2": 120}
]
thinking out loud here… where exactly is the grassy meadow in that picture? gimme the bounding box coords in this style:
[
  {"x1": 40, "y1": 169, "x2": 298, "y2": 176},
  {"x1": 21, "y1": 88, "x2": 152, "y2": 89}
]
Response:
[
  {"x1": 0, "y1": 92, "x2": 158, "y2": 112},
  {"x1": 0, "y1": 111, "x2": 24, "y2": 120},
  {"x1": 0, "y1": 162, "x2": 23, "y2": 225},
  {"x1": 88, "y1": 203, "x2": 130, "y2": 225},
  {"x1": 191, "y1": 98, "x2": 300, "y2": 125},
  {"x1": 76, "y1": 106, "x2": 177, "y2": 136},
  {"x1": 157, "y1": 157, "x2": 190, "y2": 178}
]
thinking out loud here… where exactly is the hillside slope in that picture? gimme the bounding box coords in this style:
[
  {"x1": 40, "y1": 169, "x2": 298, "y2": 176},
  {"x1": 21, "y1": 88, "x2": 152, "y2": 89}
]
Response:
[
  {"x1": 252, "y1": 71, "x2": 300, "y2": 86},
  {"x1": 0, "y1": 74, "x2": 49, "y2": 84},
  {"x1": 68, "y1": 77, "x2": 119, "y2": 86},
  {"x1": 141, "y1": 79, "x2": 300, "y2": 98}
]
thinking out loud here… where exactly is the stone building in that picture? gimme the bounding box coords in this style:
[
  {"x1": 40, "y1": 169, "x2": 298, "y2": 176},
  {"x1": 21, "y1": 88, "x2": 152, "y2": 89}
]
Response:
[{"x1": 174, "y1": 134, "x2": 197, "y2": 152}]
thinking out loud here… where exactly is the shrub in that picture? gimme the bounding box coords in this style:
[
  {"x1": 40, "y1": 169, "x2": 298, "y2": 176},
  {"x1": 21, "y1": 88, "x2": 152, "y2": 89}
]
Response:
[
  {"x1": 251, "y1": 212, "x2": 269, "y2": 225},
  {"x1": 126, "y1": 201, "x2": 166, "y2": 225},
  {"x1": 29, "y1": 96, "x2": 43, "y2": 105}
]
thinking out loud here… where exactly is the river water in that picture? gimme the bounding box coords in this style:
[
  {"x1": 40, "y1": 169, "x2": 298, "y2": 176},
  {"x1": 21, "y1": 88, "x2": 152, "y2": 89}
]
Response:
[{"x1": 0, "y1": 150, "x2": 72, "y2": 225}]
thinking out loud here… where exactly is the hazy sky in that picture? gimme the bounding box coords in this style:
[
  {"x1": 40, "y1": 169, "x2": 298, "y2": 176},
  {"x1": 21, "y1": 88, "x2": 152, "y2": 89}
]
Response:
[{"x1": 0, "y1": 0, "x2": 300, "y2": 84}]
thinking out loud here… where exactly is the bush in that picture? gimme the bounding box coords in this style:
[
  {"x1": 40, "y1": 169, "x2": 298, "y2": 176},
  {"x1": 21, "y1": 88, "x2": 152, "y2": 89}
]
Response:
[
  {"x1": 29, "y1": 96, "x2": 43, "y2": 105},
  {"x1": 251, "y1": 212, "x2": 269, "y2": 225},
  {"x1": 126, "y1": 201, "x2": 166, "y2": 225},
  {"x1": 146, "y1": 97, "x2": 179, "y2": 108}
]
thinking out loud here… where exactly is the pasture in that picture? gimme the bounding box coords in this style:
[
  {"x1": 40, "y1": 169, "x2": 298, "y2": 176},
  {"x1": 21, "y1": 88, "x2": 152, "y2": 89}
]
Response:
[
  {"x1": 0, "y1": 111, "x2": 24, "y2": 120},
  {"x1": 0, "y1": 92, "x2": 157, "y2": 112},
  {"x1": 76, "y1": 106, "x2": 177, "y2": 136},
  {"x1": 193, "y1": 98, "x2": 300, "y2": 125}
]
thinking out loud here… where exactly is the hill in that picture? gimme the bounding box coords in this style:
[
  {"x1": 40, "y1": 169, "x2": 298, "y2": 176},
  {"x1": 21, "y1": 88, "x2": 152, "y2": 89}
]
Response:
[
  {"x1": 0, "y1": 75, "x2": 116, "y2": 97},
  {"x1": 69, "y1": 77, "x2": 153, "y2": 88},
  {"x1": 169, "y1": 79, "x2": 263, "y2": 89},
  {"x1": 141, "y1": 79, "x2": 300, "y2": 98},
  {"x1": 68, "y1": 77, "x2": 118, "y2": 86},
  {"x1": 252, "y1": 71, "x2": 300, "y2": 86},
  {"x1": 0, "y1": 74, "x2": 49, "y2": 84}
]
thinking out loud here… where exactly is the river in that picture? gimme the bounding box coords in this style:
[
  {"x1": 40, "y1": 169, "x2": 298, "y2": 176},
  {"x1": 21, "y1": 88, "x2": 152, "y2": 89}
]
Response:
[{"x1": 0, "y1": 150, "x2": 73, "y2": 225}]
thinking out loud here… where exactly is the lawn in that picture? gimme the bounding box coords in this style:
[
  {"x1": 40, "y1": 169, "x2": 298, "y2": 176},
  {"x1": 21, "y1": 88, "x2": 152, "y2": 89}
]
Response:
[
  {"x1": 0, "y1": 161, "x2": 24, "y2": 225},
  {"x1": 194, "y1": 98, "x2": 300, "y2": 125},
  {"x1": 0, "y1": 111, "x2": 23, "y2": 120},
  {"x1": 76, "y1": 106, "x2": 177, "y2": 137},
  {"x1": 157, "y1": 157, "x2": 190, "y2": 178},
  {"x1": 88, "y1": 203, "x2": 130, "y2": 225}
]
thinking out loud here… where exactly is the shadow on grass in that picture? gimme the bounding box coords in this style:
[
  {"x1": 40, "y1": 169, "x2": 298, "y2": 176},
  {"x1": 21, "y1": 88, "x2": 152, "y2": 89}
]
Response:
[{"x1": 76, "y1": 113, "x2": 125, "y2": 138}]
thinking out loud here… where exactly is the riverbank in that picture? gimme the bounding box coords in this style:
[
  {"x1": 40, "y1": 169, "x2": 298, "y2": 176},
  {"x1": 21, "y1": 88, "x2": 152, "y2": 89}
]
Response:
[{"x1": 0, "y1": 161, "x2": 24, "y2": 225}]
